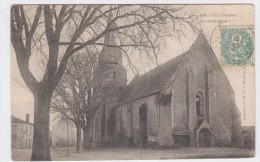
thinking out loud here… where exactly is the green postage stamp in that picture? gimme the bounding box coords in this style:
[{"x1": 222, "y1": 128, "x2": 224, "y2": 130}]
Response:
[{"x1": 221, "y1": 27, "x2": 254, "y2": 66}]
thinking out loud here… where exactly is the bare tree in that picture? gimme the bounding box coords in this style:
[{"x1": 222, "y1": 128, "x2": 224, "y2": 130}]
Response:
[
  {"x1": 52, "y1": 50, "x2": 120, "y2": 151},
  {"x1": 80, "y1": 66, "x2": 120, "y2": 151},
  {"x1": 51, "y1": 51, "x2": 99, "y2": 153},
  {"x1": 11, "y1": 4, "x2": 198, "y2": 160}
]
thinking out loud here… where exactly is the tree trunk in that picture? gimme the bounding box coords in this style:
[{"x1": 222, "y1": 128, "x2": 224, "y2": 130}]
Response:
[
  {"x1": 83, "y1": 124, "x2": 92, "y2": 151},
  {"x1": 31, "y1": 90, "x2": 52, "y2": 161},
  {"x1": 75, "y1": 125, "x2": 81, "y2": 153}
]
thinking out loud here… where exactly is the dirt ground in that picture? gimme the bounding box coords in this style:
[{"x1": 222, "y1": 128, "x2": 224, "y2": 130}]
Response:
[{"x1": 11, "y1": 147, "x2": 254, "y2": 161}]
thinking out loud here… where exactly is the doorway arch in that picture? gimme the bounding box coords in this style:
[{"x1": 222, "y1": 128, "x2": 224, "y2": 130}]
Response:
[{"x1": 198, "y1": 128, "x2": 212, "y2": 147}]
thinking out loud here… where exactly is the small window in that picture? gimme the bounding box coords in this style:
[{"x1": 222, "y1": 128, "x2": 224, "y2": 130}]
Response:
[
  {"x1": 196, "y1": 95, "x2": 200, "y2": 115},
  {"x1": 111, "y1": 56, "x2": 118, "y2": 64},
  {"x1": 196, "y1": 90, "x2": 204, "y2": 116}
]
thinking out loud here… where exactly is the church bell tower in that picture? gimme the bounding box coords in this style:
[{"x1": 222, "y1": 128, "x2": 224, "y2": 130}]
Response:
[{"x1": 97, "y1": 21, "x2": 127, "y2": 146}]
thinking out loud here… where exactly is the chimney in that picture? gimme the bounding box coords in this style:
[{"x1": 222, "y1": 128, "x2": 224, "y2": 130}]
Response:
[{"x1": 26, "y1": 114, "x2": 29, "y2": 123}]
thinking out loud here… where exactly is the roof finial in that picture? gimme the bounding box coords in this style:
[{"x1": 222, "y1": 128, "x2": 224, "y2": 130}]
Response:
[
  {"x1": 104, "y1": 5, "x2": 116, "y2": 45},
  {"x1": 108, "y1": 5, "x2": 113, "y2": 23}
]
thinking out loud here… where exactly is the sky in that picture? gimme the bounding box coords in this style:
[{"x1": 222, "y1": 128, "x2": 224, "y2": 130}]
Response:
[{"x1": 11, "y1": 4, "x2": 255, "y2": 126}]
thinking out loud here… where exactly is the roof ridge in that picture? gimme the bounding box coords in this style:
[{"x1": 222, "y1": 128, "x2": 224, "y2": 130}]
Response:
[
  {"x1": 130, "y1": 53, "x2": 188, "y2": 81},
  {"x1": 11, "y1": 115, "x2": 33, "y2": 125}
]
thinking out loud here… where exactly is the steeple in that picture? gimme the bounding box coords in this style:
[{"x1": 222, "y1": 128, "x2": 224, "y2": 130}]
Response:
[
  {"x1": 95, "y1": 9, "x2": 127, "y2": 146},
  {"x1": 99, "y1": 11, "x2": 122, "y2": 65},
  {"x1": 104, "y1": 11, "x2": 116, "y2": 46}
]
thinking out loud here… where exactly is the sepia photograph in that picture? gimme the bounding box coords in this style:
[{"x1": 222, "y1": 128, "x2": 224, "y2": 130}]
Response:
[{"x1": 5, "y1": 2, "x2": 257, "y2": 161}]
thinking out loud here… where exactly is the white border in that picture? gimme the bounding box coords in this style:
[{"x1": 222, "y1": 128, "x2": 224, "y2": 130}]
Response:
[{"x1": 0, "y1": 0, "x2": 259, "y2": 162}]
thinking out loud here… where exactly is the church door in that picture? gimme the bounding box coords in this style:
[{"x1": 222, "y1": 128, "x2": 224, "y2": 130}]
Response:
[
  {"x1": 139, "y1": 104, "x2": 148, "y2": 148},
  {"x1": 198, "y1": 128, "x2": 212, "y2": 147}
]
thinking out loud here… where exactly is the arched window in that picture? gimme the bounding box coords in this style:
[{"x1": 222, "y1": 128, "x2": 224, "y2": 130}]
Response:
[{"x1": 196, "y1": 90, "x2": 204, "y2": 116}]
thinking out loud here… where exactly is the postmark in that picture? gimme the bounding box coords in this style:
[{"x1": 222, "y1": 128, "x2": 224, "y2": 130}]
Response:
[{"x1": 220, "y1": 27, "x2": 254, "y2": 66}]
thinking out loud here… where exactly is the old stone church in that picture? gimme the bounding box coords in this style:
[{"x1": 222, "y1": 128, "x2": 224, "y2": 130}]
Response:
[{"x1": 89, "y1": 30, "x2": 243, "y2": 148}]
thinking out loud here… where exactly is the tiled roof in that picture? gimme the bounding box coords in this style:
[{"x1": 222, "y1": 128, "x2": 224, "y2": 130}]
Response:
[
  {"x1": 117, "y1": 33, "x2": 208, "y2": 106},
  {"x1": 117, "y1": 53, "x2": 186, "y2": 106}
]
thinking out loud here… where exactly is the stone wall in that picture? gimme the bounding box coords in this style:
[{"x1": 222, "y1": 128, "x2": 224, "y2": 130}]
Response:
[
  {"x1": 172, "y1": 35, "x2": 242, "y2": 147},
  {"x1": 158, "y1": 93, "x2": 174, "y2": 147},
  {"x1": 115, "y1": 93, "x2": 176, "y2": 148},
  {"x1": 116, "y1": 94, "x2": 162, "y2": 147}
]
